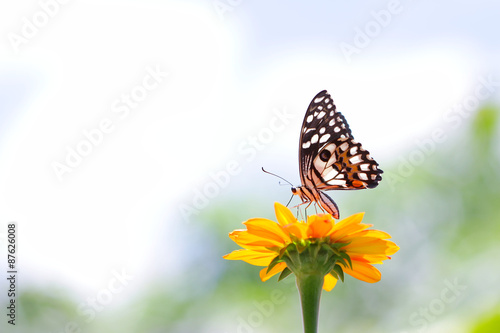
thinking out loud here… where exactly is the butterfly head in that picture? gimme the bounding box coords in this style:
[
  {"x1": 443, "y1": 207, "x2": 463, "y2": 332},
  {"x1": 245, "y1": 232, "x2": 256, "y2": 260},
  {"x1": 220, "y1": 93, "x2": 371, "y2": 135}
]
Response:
[{"x1": 290, "y1": 185, "x2": 308, "y2": 201}]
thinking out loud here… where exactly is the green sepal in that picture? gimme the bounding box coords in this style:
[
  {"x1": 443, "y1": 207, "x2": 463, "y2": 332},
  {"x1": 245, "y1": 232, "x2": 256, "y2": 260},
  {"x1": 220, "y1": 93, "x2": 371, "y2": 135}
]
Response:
[
  {"x1": 321, "y1": 243, "x2": 335, "y2": 254},
  {"x1": 265, "y1": 246, "x2": 282, "y2": 253},
  {"x1": 284, "y1": 243, "x2": 299, "y2": 259},
  {"x1": 278, "y1": 246, "x2": 288, "y2": 259},
  {"x1": 330, "y1": 265, "x2": 345, "y2": 282},
  {"x1": 267, "y1": 256, "x2": 284, "y2": 274},
  {"x1": 329, "y1": 242, "x2": 349, "y2": 253},
  {"x1": 339, "y1": 251, "x2": 352, "y2": 269},
  {"x1": 278, "y1": 267, "x2": 293, "y2": 281},
  {"x1": 324, "y1": 254, "x2": 338, "y2": 269},
  {"x1": 289, "y1": 233, "x2": 302, "y2": 244},
  {"x1": 295, "y1": 241, "x2": 308, "y2": 254},
  {"x1": 309, "y1": 242, "x2": 321, "y2": 258}
]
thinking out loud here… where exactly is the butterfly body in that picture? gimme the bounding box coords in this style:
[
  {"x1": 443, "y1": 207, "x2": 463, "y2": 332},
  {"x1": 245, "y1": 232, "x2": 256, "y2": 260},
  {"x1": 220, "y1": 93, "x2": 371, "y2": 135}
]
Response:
[
  {"x1": 293, "y1": 90, "x2": 383, "y2": 219},
  {"x1": 291, "y1": 185, "x2": 340, "y2": 219}
]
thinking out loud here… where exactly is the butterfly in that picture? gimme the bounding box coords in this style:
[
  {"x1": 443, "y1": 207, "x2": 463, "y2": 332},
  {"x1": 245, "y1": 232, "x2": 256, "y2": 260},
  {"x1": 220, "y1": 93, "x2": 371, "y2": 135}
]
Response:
[{"x1": 291, "y1": 90, "x2": 383, "y2": 219}]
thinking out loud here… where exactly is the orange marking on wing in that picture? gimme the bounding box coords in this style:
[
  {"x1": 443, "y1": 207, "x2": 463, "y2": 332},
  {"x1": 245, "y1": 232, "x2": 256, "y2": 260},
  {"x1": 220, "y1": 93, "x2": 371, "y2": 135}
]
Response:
[{"x1": 351, "y1": 180, "x2": 366, "y2": 188}]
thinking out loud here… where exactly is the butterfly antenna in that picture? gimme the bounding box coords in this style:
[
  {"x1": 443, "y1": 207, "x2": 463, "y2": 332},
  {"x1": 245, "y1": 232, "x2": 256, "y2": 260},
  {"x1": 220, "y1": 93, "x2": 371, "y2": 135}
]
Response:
[
  {"x1": 261, "y1": 167, "x2": 294, "y2": 187},
  {"x1": 285, "y1": 194, "x2": 294, "y2": 208}
]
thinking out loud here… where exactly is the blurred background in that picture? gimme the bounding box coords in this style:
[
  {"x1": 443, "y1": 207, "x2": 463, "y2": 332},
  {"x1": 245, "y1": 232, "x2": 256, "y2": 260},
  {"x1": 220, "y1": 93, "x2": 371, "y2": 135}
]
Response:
[{"x1": 1, "y1": 0, "x2": 500, "y2": 332}]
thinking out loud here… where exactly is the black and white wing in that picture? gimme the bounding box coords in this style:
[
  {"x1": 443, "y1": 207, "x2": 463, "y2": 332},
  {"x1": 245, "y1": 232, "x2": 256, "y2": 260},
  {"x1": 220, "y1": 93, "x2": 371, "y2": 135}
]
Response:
[{"x1": 298, "y1": 90, "x2": 383, "y2": 192}]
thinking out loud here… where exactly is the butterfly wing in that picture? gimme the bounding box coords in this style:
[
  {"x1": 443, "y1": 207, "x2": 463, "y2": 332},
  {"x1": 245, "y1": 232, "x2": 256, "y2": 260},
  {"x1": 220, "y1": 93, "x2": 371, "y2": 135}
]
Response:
[{"x1": 299, "y1": 90, "x2": 383, "y2": 192}]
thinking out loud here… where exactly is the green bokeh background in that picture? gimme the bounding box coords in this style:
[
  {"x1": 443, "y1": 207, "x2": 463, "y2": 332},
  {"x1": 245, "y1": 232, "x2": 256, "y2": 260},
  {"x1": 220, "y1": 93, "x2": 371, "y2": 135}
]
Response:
[{"x1": 6, "y1": 106, "x2": 500, "y2": 332}]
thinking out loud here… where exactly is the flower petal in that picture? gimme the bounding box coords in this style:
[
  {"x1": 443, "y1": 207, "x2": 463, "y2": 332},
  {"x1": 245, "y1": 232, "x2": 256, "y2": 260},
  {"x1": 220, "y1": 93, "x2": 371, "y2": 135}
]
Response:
[
  {"x1": 274, "y1": 202, "x2": 297, "y2": 226},
  {"x1": 284, "y1": 222, "x2": 308, "y2": 239},
  {"x1": 223, "y1": 249, "x2": 277, "y2": 266},
  {"x1": 323, "y1": 273, "x2": 338, "y2": 291},
  {"x1": 307, "y1": 214, "x2": 334, "y2": 238},
  {"x1": 384, "y1": 241, "x2": 399, "y2": 256},
  {"x1": 355, "y1": 229, "x2": 392, "y2": 239},
  {"x1": 259, "y1": 262, "x2": 287, "y2": 281},
  {"x1": 244, "y1": 218, "x2": 290, "y2": 245},
  {"x1": 341, "y1": 259, "x2": 381, "y2": 283},
  {"x1": 350, "y1": 254, "x2": 391, "y2": 265},
  {"x1": 229, "y1": 229, "x2": 284, "y2": 248},
  {"x1": 343, "y1": 237, "x2": 398, "y2": 256},
  {"x1": 330, "y1": 212, "x2": 372, "y2": 241}
]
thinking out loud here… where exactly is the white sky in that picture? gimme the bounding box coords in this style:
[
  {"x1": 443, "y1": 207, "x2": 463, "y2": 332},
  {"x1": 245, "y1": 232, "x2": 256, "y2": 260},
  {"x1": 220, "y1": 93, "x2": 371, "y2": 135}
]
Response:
[{"x1": 0, "y1": 0, "x2": 499, "y2": 301}]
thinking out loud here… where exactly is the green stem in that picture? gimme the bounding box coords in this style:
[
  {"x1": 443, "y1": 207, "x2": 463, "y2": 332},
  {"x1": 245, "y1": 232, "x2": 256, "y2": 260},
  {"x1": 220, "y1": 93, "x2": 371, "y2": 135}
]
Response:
[{"x1": 296, "y1": 273, "x2": 324, "y2": 333}]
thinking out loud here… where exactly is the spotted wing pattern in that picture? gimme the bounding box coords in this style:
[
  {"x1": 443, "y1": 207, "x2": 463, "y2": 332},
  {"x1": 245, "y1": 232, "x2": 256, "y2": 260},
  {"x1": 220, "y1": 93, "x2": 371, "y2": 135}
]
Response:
[{"x1": 295, "y1": 90, "x2": 383, "y2": 218}]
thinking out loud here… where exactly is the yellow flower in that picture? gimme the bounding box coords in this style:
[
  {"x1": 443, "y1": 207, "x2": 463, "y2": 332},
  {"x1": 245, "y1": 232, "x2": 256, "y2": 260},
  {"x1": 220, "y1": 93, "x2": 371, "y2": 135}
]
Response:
[{"x1": 223, "y1": 202, "x2": 399, "y2": 291}]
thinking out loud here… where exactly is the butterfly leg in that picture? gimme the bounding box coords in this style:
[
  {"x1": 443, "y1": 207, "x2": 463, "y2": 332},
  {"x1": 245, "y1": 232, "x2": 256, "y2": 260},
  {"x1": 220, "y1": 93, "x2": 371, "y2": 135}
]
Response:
[
  {"x1": 313, "y1": 203, "x2": 319, "y2": 215},
  {"x1": 292, "y1": 198, "x2": 313, "y2": 219},
  {"x1": 303, "y1": 201, "x2": 314, "y2": 218}
]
